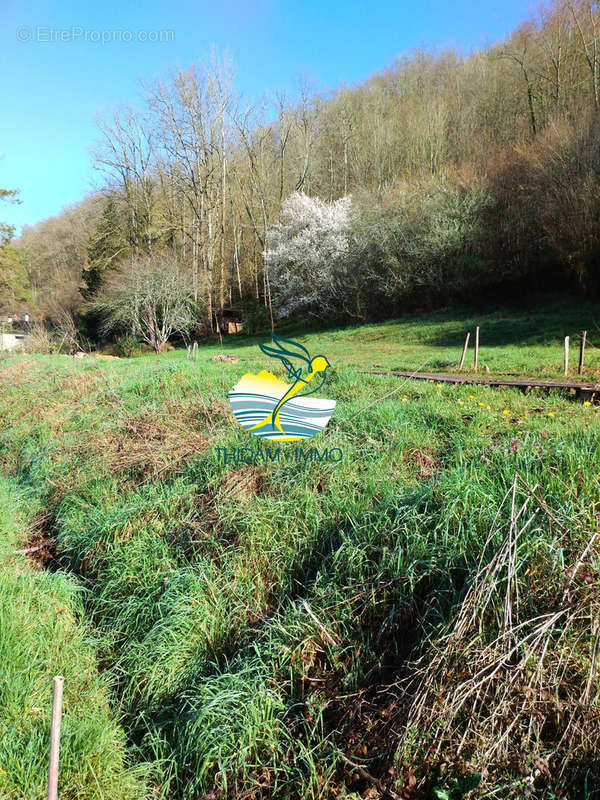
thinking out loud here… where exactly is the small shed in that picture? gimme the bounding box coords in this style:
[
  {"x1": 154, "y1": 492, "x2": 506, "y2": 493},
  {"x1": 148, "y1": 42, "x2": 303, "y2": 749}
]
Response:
[{"x1": 213, "y1": 308, "x2": 244, "y2": 335}]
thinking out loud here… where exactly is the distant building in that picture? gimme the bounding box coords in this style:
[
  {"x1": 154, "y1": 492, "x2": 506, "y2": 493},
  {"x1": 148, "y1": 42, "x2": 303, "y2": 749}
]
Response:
[{"x1": 0, "y1": 332, "x2": 27, "y2": 352}]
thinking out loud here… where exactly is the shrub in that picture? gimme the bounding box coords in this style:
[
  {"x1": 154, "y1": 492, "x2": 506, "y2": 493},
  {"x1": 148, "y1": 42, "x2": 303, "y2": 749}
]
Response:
[
  {"x1": 347, "y1": 179, "x2": 492, "y2": 318},
  {"x1": 265, "y1": 192, "x2": 352, "y2": 321},
  {"x1": 92, "y1": 249, "x2": 200, "y2": 354},
  {"x1": 266, "y1": 183, "x2": 492, "y2": 325},
  {"x1": 114, "y1": 335, "x2": 143, "y2": 358},
  {"x1": 23, "y1": 323, "x2": 57, "y2": 354},
  {"x1": 237, "y1": 298, "x2": 272, "y2": 335}
]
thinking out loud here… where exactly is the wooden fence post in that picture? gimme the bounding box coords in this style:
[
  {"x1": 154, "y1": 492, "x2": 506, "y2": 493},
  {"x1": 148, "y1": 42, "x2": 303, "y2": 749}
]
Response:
[
  {"x1": 564, "y1": 336, "x2": 570, "y2": 377},
  {"x1": 47, "y1": 676, "x2": 64, "y2": 800},
  {"x1": 579, "y1": 331, "x2": 587, "y2": 376},
  {"x1": 474, "y1": 327, "x2": 480, "y2": 372},
  {"x1": 458, "y1": 332, "x2": 470, "y2": 371},
  {"x1": 186, "y1": 345, "x2": 191, "y2": 360}
]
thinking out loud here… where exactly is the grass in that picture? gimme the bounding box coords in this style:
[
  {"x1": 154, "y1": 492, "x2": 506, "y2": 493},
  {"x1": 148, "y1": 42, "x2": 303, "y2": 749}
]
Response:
[
  {"x1": 0, "y1": 298, "x2": 599, "y2": 798},
  {"x1": 162, "y1": 296, "x2": 600, "y2": 379},
  {"x1": 0, "y1": 479, "x2": 149, "y2": 799}
]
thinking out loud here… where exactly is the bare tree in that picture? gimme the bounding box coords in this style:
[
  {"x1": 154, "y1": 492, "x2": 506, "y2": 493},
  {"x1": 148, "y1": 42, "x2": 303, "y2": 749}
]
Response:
[
  {"x1": 500, "y1": 24, "x2": 542, "y2": 136},
  {"x1": 93, "y1": 107, "x2": 156, "y2": 255},
  {"x1": 565, "y1": 0, "x2": 600, "y2": 109},
  {"x1": 93, "y1": 250, "x2": 199, "y2": 353}
]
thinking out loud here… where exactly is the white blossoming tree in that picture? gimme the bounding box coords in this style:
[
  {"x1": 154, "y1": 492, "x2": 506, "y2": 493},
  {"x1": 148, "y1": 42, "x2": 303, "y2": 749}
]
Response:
[{"x1": 264, "y1": 192, "x2": 351, "y2": 319}]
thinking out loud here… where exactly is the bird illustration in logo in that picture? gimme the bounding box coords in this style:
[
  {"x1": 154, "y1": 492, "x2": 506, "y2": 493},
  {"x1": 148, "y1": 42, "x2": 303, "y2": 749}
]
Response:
[{"x1": 228, "y1": 334, "x2": 336, "y2": 441}]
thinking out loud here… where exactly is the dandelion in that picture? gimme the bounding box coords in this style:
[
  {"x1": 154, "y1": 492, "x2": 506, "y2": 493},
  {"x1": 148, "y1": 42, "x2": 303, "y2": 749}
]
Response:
[
  {"x1": 402, "y1": 397, "x2": 408, "y2": 403},
  {"x1": 469, "y1": 394, "x2": 475, "y2": 399},
  {"x1": 548, "y1": 412, "x2": 555, "y2": 417},
  {"x1": 502, "y1": 409, "x2": 510, "y2": 415},
  {"x1": 458, "y1": 399, "x2": 464, "y2": 405},
  {"x1": 436, "y1": 383, "x2": 443, "y2": 388},
  {"x1": 584, "y1": 401, "x2": 592, "y2": 407},
  {"x1": 478, "y1": 402, "x2": 484, "y2": 407},
  {"x1": 517, "y1": 430, "x2": 523, "y2": 434},
  {"x1": 486, "y1": 405, "x2": 491, "y2": 410},
  {"x1": 429, "y1": 379, "x2": 434, "y2": 383}
]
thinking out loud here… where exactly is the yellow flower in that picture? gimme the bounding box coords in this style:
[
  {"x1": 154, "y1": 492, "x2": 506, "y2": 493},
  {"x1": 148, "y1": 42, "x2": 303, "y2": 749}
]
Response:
[
  {"x1": 429, "y1": 379, "x2": 434, "y2": 383},
  {"x1": 486, "y1": 405, "x2": 491, "y2": 410},
  {"x1": 436, "y1": 383, "x2": 443, "y2": 388},
  {"x1": 478, "y1": 402, "x2": 484, "y2": 407},
  {"x1": 458, "y1": 399, "x2": 464, "y2": 405},
  {"x1": 402, "y1": 397, "x2": 408, "y2": 403},
  {"x1": 469, "y1": 394, "x2": 475, "y2": 399},
  {"x1": 502, "y1": 409, "x2": 510, "y2": 415},
  {"x1": 517, "y1": 430, "x2": 523, "y2": 434},
  {"x1": 584, "y1": 401, "x2": 592, "y2": 407},
  {"x1": 548, "y1": 412, "x2": 555, "y2": 417}
]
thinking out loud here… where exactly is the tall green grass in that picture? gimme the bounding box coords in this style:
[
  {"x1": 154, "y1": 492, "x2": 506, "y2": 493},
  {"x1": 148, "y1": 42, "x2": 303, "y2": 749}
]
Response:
[
  {"x1": 0, "y1": 300, "x2": 599, "y2": 797},
  {"x1": 0, "y1": 479, "x2": 149, "y2": 799}
]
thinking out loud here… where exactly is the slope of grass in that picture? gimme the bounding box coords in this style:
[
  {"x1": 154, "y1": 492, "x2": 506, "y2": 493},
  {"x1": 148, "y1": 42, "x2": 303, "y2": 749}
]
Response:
[
  {"x1": 164, "y1": 296, "x2": 600, "y2": 379},
  {"x1": 0, "y1": 479, "x2": 149, "y2": 799},
  {"x1": 0, "y1": 299, "x2": 599, "y2": 798}
]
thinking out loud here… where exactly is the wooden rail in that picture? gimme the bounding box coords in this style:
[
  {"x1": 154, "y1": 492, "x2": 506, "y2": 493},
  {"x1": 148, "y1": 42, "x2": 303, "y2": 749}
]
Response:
[{"x1": 360, "y1": 370, "x2": 600, "y2": 400}]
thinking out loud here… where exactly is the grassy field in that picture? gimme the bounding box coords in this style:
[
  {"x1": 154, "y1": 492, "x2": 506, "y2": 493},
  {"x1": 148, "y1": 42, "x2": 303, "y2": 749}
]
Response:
[
  {"x1": 170, "y1": 297, "x2": 600, "y2": 378},
  {"x1": 0, "y1": 300, "x2": 599, "y2": 799}
]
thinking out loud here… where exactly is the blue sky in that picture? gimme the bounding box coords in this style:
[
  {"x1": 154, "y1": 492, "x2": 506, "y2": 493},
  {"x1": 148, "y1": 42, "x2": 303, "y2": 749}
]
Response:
[{"x1": 1, "y1": 0, "x2": 533, "y2": 233}]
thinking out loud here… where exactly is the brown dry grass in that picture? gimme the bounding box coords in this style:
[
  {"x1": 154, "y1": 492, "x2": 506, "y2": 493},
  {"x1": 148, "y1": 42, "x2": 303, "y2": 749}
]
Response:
[
  {"x1": 0, "y1": 358, "x2": 40, "y2": 387},
  {"x1": 99, "y1": 404, "x2": 211, "y2": 481},
  {"x1": 221, "y1": 468, "x2": 267, "y2": 502},
  {"x1": 395, "y1": 474, "x2": 600, "y2": 796},
  {"x1": 0, "y1": 360, "x2": 226, "y2": 495},
  {"x1": 402, "y1": 447, "x2": 440, "y2": 480}
]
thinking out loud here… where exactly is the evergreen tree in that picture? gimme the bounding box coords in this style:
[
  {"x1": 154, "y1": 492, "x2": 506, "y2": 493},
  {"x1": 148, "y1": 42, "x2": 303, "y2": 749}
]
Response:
[
  {"x1": 81, "y1": 197, "x2": 127, "y2": 299},
  {"x1": 0, "y1": 185, "x2": 31, "y2": 312},
  {"x1": 0, "y1": 244, "x2": 30, "y2": 312}
]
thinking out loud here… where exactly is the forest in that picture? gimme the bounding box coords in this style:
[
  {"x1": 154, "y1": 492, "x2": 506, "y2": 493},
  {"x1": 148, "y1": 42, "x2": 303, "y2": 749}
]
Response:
[{"x1": 3, "y1": 0, "x2": 600, "y2": 345}]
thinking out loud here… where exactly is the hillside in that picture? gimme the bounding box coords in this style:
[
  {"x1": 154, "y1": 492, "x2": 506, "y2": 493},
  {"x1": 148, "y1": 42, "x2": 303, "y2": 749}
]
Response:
[
  {"x1": 0, "y1": 302, "x2": 599, "y2": 798},
  {"x1": 8, "y1": 0, "x2": 600, "y2": 332}
]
